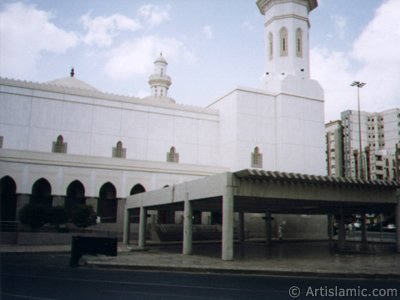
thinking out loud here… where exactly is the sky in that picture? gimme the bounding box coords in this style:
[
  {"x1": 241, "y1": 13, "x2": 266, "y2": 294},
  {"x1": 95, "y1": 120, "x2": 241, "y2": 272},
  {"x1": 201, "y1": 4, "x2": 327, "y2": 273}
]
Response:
[{"x1": 0, "y1": 0, "x2": 399, "y2": 122}]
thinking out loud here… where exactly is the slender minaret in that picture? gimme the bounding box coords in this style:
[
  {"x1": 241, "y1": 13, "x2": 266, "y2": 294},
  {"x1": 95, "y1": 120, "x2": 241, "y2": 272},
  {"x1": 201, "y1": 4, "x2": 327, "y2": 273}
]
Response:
[
  {"x1": 257, "y1": 0, "x2": 317, "y2": 83},
  {"x1": 148, "y1": 53, "x2": 172, "y2": 98}
]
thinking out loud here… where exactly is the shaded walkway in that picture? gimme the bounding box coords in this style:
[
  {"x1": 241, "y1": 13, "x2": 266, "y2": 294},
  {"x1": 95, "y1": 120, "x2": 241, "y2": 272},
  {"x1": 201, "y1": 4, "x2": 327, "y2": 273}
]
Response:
[{"x1": 125, "y1": 170, "x2": 400, "y2": 260}]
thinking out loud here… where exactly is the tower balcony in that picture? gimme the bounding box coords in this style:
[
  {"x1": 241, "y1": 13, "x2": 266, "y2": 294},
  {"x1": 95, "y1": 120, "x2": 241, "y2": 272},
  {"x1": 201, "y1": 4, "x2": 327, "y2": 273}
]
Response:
[{"x1": 148, "y1": 74, "x2": 172, "y2": 88}]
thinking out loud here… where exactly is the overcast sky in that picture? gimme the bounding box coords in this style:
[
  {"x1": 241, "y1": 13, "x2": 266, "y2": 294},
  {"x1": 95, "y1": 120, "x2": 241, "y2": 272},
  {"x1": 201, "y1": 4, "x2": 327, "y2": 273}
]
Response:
[{"x1": 0, "y1": 0, "x2": 399, "y2": 122}]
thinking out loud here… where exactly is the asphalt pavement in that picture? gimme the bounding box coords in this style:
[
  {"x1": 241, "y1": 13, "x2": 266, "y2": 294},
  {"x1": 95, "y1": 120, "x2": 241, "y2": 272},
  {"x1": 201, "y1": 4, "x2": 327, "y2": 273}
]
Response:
[{"x1": 1, "y1": 252, "x2": 400, "y2": 300}]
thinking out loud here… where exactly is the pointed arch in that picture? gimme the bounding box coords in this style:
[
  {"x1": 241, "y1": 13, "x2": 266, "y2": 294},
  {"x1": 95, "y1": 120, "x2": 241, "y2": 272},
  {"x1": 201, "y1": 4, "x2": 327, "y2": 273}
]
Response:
[
  {"x1": 0, "y1": 176, "x2": 17, "y2": 221},
  {"x1": 129, "y1": 184, "x2": 146, "y2": 224},
  {"x1": 251, "y1": 146, "x2": 263, "y2": 168},
  {"x1": 52, "y1": 135, "x2": 67, "y2": 153},
  {"x1": 97, "y1": 182, "x2": 117, "y2": 223},
  {"x1": 279, "y1": 27, "x2": 288, "y2": 57},
  {"x1": 65, "y1": 180, "x2": 86, "y2": 212},
  {"x1": 31, "y1": 178, "x2": 52, "y2": 207},
  {"x1": 167, "y1": 146, "x2": 179, "y2": 163},
  {"x1": 112, "y1": 140, "x2": 126, "y2": 158},
  {"x1": 130, "y1": 184, "x2": 146, "y2": 195},
  {"x1": 296, "y1": 28, "x2": 303, "y2": 57}
]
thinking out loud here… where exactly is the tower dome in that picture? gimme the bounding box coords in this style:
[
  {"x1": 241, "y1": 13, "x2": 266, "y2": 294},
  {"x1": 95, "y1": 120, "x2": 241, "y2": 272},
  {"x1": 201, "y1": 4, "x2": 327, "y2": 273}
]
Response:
[{"x1": 148, "y1": 53, "x2": 172, "y2": 99}]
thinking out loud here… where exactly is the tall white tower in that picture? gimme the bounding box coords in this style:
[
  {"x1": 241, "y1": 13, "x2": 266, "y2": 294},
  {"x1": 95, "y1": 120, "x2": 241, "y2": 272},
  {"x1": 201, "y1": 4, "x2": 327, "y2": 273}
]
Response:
[
  {"x1": 257, "y1": 0, "x2": 319, "y2": 95},
  {"x1": 148, "y1": 53, "x2": 172, "y2": 98}
]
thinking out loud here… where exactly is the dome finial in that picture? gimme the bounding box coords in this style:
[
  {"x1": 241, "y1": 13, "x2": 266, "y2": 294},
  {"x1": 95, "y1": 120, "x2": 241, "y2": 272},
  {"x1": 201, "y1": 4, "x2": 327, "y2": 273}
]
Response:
[{"x1": 70, "y1": 68, "x2": 75, "y2": 77}]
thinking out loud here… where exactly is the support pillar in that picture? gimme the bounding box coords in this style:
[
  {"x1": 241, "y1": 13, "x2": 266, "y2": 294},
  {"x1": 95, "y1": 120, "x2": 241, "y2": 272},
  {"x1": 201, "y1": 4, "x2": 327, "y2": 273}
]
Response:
[
  {"x1": 238, "y1": 212, "x2": 245, "y2": 244},
  {"x1": 123, "y1": 208, "x2": 130, "y2": 245},
  {"x1": 265, "y1": 211, "x2": 272, "y2": 246},
  {"x1": 138, "y1": 206, "x2": 147, "y2": 249},
  {"x1": 338, "y1": 207, "x2": 346, "y2": 250},
  {"x1": 327, "y1": 214, "x2": 333, "y2": 241},
  {"x1": 16, "y1": 194, "x2": 30, "y2": 219},
  {"x1": 86, "y1": 197, "x2": 98, "y2": 214},
  {"x1": 52, "y1": 195, "x2": 64, "y2": 207},
  {"x1": 183, "y1": 193, "x2": 193, "y2": 255},
  {"x1": 396, "y1": 193, "x2": 400, "y2": 253},
  {"x1": 361, "y1": 213, "x2": 367, "y2": 243},
  {"x1": 222, "y1": 180, "x2": 234, "y2": 261}
]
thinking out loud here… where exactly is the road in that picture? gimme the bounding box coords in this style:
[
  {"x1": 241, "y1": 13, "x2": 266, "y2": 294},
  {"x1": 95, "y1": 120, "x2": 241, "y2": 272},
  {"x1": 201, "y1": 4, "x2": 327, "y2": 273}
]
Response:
[{"x1": 1, "y1": 253, "x2": 399, "y2": 300}]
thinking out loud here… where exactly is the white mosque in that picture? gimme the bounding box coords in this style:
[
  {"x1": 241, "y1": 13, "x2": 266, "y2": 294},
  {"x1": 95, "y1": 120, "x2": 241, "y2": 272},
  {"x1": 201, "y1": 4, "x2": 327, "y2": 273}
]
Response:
[{"x1": 0, "y1": 0, "x2": 325, "y2": 236}]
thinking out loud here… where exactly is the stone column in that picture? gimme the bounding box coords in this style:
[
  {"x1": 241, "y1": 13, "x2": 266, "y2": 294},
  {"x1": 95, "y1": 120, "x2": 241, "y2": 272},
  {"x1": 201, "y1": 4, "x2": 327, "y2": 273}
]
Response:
[
  {"x1": 265, "y1": 211, "x2": 272, "y2": 246},
  {"x1": 123, "y1": 208, "x2": 130, "y2": 245},
  {"x1": 396, "y1": 191, "x2": 400, "y2": 253},
  {"x1": 138, "y1": 206, "x2": 147, "y2": 249},
  {"x1": 183, "y1": 193, "x2": 193, "y2": 255},
  {"x1": 86, "y1": 198, "x2": 98, "y2": 213},
  {"x1": 222, "y1": 183, "x2": 234, "y2": 261},
  {"x1": 116, "y1": 198, "x2": 127, "y2": 229},
  {"x1": 327, "y1": 213, "x2": 333, "y2": 241},
  {"x1": 338, "y1": 207, "x2": 346, "y2": 250},
  {"x1": 16, "y1": 194, "x2": 30, "y2": 219},
  {"x1": 52, "y1": 195, "x2": 64, "y2": 207},
  {"x1": 238, "y1": 212, "x2": 245, "y2": 244},
  {"x1": 361, "y1": 213, "x2": 367, "y2": 243}
]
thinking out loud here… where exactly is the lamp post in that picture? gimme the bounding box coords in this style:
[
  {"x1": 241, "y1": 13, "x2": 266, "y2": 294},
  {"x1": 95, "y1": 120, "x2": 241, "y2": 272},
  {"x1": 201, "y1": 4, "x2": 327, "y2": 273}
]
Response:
[{"x1": 350, "y1": 81, "x2": 366, "y2": 180}]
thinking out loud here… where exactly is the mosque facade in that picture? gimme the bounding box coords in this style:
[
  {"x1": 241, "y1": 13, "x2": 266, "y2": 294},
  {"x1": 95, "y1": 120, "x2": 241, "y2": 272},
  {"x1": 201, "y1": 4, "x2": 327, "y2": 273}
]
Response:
[{"x1": 0, "y1": 0, "x2": 325, "y2": 236}]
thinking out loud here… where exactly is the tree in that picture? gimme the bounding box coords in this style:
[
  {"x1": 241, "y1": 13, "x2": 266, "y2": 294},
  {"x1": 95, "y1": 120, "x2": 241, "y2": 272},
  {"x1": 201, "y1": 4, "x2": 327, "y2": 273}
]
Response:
[
  {"x1": 71, "y1": 205, "x2": 97, "y2": 229},
  {"x1": 19, "y1": 203, "x2": 50, "y2": 231}
]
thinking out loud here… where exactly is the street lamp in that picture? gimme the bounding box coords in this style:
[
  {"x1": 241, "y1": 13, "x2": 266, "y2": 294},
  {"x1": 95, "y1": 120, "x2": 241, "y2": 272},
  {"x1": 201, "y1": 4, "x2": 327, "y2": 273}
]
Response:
[{"x1": 350, "y1": 81, "x2": 366, "y2": 180}]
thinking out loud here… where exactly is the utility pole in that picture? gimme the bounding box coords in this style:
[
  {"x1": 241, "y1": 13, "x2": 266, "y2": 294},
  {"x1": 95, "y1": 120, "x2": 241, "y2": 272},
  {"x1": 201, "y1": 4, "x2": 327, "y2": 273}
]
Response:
[{"x1": 351, "y1": 81, "x2": 366, "y2": 179}]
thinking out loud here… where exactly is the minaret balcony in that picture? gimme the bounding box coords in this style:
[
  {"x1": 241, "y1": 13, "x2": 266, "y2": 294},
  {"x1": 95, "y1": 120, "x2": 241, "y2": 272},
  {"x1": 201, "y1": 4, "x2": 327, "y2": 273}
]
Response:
[{"x1": 148, "y1": 74, "x2": 172, "y2": 87}]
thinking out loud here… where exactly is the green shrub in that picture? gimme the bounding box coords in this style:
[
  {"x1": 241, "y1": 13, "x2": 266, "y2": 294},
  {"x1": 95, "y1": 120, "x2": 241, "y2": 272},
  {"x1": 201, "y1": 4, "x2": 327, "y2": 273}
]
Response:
[
  {"x1": 49, "y1": 206, "x2": 68, "y2": 228},
  {"x1": 71, "y1": 205, "x2": 97, "y2": 229},
  {"x1": 19, "y1": 203, "x2": 50, "y2": 231}
]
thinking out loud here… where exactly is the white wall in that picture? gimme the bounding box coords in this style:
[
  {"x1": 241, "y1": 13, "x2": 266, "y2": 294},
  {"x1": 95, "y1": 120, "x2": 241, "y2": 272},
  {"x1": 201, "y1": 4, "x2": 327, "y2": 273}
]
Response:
[{"x1": 0, "y1": 80, "x2": 219, "y2": 166}]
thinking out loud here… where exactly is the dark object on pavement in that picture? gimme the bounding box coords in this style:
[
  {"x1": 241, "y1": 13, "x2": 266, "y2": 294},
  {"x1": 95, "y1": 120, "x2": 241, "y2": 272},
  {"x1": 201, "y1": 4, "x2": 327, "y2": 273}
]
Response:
[{"x1": 70, "y1": 236, "x2": 117, "y2": 267}]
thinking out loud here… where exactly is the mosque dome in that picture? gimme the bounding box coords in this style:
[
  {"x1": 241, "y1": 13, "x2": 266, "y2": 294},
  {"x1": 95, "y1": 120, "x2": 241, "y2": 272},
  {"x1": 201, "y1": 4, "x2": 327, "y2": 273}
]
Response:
[{"x1": 46, "y1": 69, "x2": 99, "y2": 92}]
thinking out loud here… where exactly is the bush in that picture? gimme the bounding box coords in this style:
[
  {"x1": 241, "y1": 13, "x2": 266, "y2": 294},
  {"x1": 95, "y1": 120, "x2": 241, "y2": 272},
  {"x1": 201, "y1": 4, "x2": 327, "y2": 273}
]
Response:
[
  {"x1": 19, "y1": 203, "x2": 51, "y2": 231},
  {"x1": 19, "y1": 204, "x2": 70, "y2": 231},
  {"x1": 71, "y1": 205, "x2": 97, "y2": 229},
  {"x1": 49, "y1": 206, "x2": 68, "y2": 229}
]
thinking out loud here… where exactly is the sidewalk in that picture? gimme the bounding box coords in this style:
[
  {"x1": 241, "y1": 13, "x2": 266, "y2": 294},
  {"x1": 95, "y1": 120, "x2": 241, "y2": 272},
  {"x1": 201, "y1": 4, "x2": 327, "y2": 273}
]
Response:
[
  {"x1": 85, "y1": 241, "x2": 400, "y2": 279},
  {"x1": 2, "y1": 241, "x2": 399, "y2": 279},
  {"x1": 0, "y1": 244, "x2": 71, "y2": 253}
]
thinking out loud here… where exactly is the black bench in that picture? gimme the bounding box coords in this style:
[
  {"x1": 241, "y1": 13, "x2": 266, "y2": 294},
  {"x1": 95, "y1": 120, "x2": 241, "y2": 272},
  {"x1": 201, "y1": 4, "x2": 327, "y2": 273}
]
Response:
[{"x1": 70, "y1": 236, "x2": 117, "y2": 267}]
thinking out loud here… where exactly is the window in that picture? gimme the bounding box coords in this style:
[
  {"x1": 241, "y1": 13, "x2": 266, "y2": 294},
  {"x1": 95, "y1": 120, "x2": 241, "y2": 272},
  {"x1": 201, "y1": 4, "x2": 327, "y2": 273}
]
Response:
[
  {"x1": 112, "y1": 141, "x2": 126, "y2": 158},
  {"x1": 296, "y1": 28, "x2": 302, "y2": 57},
  {"x1": 268, "y1": 32, "x2": 273, "y2": 60},
  {"x1": 167, "y1": 146, "x2": 179, "y2": 163},
  {"x1": 52, "y1": 135, "x2": 67, "y2": 153},
  {"x1": 251, "y1": 146, "x2": 263, "y2": 168},
  {"x1": 280, "y1": 27, "x2": 288, "y2": 57}
]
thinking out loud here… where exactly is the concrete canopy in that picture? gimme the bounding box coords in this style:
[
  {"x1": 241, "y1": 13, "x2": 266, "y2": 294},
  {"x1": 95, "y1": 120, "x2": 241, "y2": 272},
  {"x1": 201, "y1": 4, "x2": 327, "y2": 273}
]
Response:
[{"x1": 124, "y1": 169, "x2": 400, "y2": 260}]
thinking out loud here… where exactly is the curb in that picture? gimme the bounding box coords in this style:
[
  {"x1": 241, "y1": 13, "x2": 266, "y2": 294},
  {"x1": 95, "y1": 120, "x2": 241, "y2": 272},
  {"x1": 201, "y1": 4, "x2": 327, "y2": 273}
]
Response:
[{"x1": 85, "y1": 261, "x2": 400, "y2": 280}]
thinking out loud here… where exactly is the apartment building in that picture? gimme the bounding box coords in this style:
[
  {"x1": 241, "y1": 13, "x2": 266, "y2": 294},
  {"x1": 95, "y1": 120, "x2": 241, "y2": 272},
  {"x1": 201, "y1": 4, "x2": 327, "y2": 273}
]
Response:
[{"x1": 325, "y1": 108, "x2": 400, "y2": 181}]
